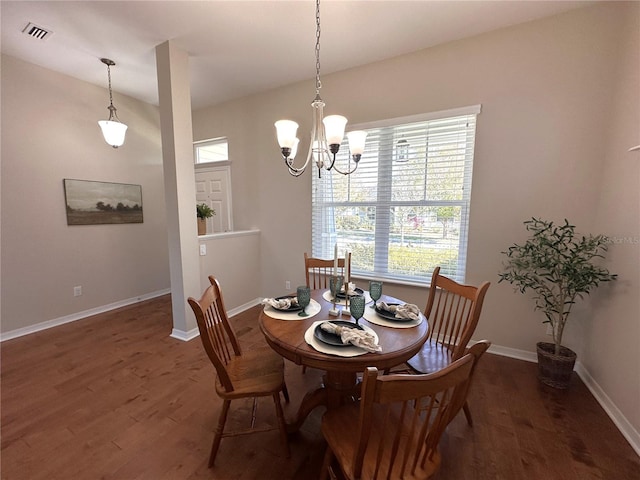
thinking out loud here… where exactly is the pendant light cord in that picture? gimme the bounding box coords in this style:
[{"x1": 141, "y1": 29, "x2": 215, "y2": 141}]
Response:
[
  {"x1": 315, "y1": 0, "x2": 322, "y2": 96},
  {"x1": 106, "y1": 63, "x2": 115, "y2": 108}
]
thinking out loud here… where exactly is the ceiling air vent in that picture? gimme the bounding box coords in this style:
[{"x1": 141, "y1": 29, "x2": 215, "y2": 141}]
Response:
[{"x1": 22, "y1": 22, "x2": 53, "y2": 41}]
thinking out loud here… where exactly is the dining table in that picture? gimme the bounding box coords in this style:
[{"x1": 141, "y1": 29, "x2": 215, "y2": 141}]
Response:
[{"x1": 259, "y1": 287, "x2": 428, "y2": 432}]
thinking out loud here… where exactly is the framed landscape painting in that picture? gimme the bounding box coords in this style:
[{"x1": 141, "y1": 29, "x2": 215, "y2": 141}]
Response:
[{"x1": 63, "y1": 179, "x2": 143, "y2": 225}]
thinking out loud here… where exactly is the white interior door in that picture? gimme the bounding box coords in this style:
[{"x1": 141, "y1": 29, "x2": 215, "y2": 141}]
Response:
[{"x1": 195, "y1": 166, "x2": 232, "y2": 233}]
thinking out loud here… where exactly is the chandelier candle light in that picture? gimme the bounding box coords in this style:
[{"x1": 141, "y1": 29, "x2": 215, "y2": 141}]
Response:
[
  {"x1": 275, "y1": 0, "x2": 367, "y2": 177},
  {"x1": 98, "y1": 58, "x2": 128, "y2": 148}
]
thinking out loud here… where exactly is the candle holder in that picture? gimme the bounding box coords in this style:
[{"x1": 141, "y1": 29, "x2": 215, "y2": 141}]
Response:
[
  {"x1": 328, "y1": 275, "x2": 343, "y2": 317},
  {"x1": 341, "y1": 276, "x2": 351, "y2": 317}
]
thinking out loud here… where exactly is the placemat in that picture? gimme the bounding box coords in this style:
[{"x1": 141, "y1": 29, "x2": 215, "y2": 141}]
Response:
[
  {"x1": 362, "y1": 306, "x2": 424, "y2": 329},
  {"x1": 263, "y1": 299, "x2": 322, "y2": 320},
  {"x1": 304, "y1": 320, "x2": 380, "y2": 357}
]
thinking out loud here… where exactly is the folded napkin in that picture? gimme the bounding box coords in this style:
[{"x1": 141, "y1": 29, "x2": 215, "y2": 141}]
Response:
[
  {"x1": 376, "y1": 301, "x2": 421, "y2": 321},
  {"x1": 262, "y1": 297, "x2": 298, "y2": 309},
  {"x1": 320, "y1": 322, "x2": 382, "y2": 353},
  {"x1": 340, "y1": 282, "x2": 358, "y2": 295}
]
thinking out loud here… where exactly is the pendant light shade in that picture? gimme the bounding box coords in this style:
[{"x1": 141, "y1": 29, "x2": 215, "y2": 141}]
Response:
[
  {"x1": 98, "y1": 58, "x2": 127, "y2": 148},
  {"x1": 99, "y1": 119, "x2": 128, "y2": 148}
]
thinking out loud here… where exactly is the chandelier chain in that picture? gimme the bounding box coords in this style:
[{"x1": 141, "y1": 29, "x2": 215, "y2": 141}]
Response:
[
  {"x1": 315, "y1": 0, "x2": 322, "y2": 94},
  {"x1": 106, "y1": 63, "x2": 114, "y2": 107}
]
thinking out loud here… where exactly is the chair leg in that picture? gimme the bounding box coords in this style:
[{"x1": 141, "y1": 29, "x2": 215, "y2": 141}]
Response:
[
  {"x1": 209, "y1": 399, "x2": 231, "y2": 467},
  {"x1": 319, "y1": 446, "x2": 335, "y2": 480},
  {"x1": 272, "y1": 393, "x2": 290, "y2": 458},
  {"x1": 302, "y1": 365, "x2": 307, "y2": 374},
  {"x1": 463, "y1": 400, "x2": 473, "y2": 427},
  {"x1": 282, "y1": 381, "x2": 290, "y2": 404}
]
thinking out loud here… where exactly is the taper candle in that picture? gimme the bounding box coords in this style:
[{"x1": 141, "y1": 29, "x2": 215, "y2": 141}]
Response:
[{"x1": 344, "y1": 251, "x2": 349, "y2": 283}]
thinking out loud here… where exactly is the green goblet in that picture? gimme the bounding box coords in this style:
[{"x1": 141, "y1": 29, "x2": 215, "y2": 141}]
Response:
[
  {"x1": 296, "y1": 285, "x2": 311, "y2": 317},
  {"x1": 330, "y1": 275, "x2": 343, "y2": 300},
  {"x1": 369, "y1": 280, "x2": 383, "y2": 307},
  {"x1": 350, "y1": 294, "x2": 365, "y2": 326},
  {"x1": 329, "y1": 275, "x2": 343, "y2": 312}
]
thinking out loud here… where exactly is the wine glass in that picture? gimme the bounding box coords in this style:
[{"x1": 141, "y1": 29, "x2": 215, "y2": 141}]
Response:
[
  {"x1": 330, "y1": 275, "x2": 343, "y2": 301},
  {"x1": 330, "y1": 275, "x2": 343, "y2": 308},
  {"x1": 350, "y1": 294, "x2": 365, "y2": 326},
  {"x1": 296, "y1": 285, "x2": 311, "y2": 317},
  {"x1": 369, "y1": 281, "x2": 383, "y2": 308}
]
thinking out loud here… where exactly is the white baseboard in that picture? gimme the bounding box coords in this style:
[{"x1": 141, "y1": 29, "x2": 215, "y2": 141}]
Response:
[
  {"x1": 170, "y1": 327, "x2": 200, "y2": 342},
  {"x1": 0, "y1": 289, "x2": 171, "y2": 342},
  {"x1": 479, "y1": 341, "x2": 640, "y2": 457},
  {"x1": 575, "y1": 362, "x2": 640, "y2": 457},
  {"x1": 169, "y1": 297, "x2": 262, "y2": 342},
  {"x1": 228, "y1": 297, "x2": 262, "y2": 318},
  {"x1": 485, "y1": 343, "x2": 538, "y2": 363}
]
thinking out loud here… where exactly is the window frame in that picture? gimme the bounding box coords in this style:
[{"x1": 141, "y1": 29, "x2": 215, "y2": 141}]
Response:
[{"x1": 193, "y1": 137, "x2": 230, "y2": 165}]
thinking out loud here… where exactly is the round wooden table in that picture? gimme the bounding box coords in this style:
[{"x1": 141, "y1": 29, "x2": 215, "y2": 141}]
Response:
[{"x1": 259, "y1": 289, "x2": 428, "y2": 432}]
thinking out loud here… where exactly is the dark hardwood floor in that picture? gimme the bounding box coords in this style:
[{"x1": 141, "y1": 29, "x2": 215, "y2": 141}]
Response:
[{"x1": 1, "y1": 295, "x2": 638, "y2": 479}]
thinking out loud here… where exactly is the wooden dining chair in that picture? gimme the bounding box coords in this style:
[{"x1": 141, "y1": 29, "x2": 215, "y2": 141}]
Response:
[
  {"x1": 302, "y1": 252, "x2": 353, "y2": 374},
  {"x1": 320, "y1": 351, "x2": 479, "y2": 480},
  {"x1": 188, "y1": 276, "x2": 290, "y2": 467},
  {"x1": 304, "y1": 251, "x2": 352, "y2": 289},
  {"x1": 452, "y1": 340, "x2": 491, "y2": 425},
  {"x1": 405, "y1": 266, "x2": 490, "y2": 426}
]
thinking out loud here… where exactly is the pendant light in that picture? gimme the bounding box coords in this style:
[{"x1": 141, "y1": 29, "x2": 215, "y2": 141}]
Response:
[{"x1": 98, "y1": 58, "x2": 128, "y2": 148}]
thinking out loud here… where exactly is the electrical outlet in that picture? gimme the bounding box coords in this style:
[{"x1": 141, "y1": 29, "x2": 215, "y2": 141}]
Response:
[
  {"x1": 73, "y1": 286, "x2": 82, "y2": 297},
  {"x1": 199, "y1": 244, "x2": 206, "y2": 256},
  {"x1": 546, "y1": 324, "x2": 553, "y2": 335},
  {"x1": 285, "y1": 280, "x2": 291, "y2": 290}
]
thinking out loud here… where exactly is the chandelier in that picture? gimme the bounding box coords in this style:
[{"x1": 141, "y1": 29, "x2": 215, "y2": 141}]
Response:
[
  {"x1": 274, "y1": 0, "x2": 367, "y2": 177},
  {"x1": 98, "y1": 58, "x2": 128, "y2": 148}
]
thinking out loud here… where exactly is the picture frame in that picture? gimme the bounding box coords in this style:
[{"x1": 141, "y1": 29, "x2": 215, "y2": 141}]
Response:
[{"x1": 63, "y1": 179, "x2": 143, "y2": 225}]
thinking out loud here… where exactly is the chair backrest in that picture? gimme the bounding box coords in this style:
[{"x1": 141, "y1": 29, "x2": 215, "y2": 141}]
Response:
[
  {"x1": 451, "y1": 340, "x2": 491, "y2": 415},
  {"x1": 353, "y1": 354, "x2": 475, "y2": 479},
  {"x1": 304, "y1": 252, "x2": 351, "y2": 289},
  {"x1": 187, "y1": 276, "x2": 241, "y2": 393},
  {"x1": 424, "y1": 266, "x2": 490, "y2": 361}
]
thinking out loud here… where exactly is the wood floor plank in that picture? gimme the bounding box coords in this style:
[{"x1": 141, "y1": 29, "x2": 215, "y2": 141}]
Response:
[{"x1": 2, "y1": 295, "x2": 638, "y2": 480}]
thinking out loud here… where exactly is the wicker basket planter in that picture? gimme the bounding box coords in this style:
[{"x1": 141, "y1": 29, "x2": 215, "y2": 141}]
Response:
[{"x1": 536, "y1": 342, "x2": 576, "y2": 389}]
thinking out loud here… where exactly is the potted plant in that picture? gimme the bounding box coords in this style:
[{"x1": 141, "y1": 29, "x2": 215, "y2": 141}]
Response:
[
  {"x1": 498, "y1": 218, "x2": 616, "y2": 389},
  {"x1": 196, "y1": 203, "x2": 215, "y2": 235}
]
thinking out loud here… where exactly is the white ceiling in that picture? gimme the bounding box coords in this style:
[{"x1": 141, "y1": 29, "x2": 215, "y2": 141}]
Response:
[{"x1": 1, "y1": 0, "x2": 592, "y2": 110}]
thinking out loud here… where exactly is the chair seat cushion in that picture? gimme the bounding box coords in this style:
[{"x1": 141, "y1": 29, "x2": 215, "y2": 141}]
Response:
[
  {"x1": 216, "y1": 346, "x2": 285, "y2": 398},
  {"x1": 406, "y1": 340, "x2": 453, "y2": 374}
]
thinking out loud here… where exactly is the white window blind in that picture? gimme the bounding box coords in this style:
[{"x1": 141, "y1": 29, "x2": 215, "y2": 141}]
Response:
[{"x1": 312, "y1": 105, "x2": 480, "y2": 284}]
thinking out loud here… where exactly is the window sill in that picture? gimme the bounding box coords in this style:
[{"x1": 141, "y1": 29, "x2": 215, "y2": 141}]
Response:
[{"x1": 350, "y1": 273, "x2": 430, "y2": 289}]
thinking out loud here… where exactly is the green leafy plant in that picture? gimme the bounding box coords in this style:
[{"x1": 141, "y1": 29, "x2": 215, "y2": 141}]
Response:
[
  {"x1": 498, "y1": 218, "x2": 616, "y2": 355},
  {"x1": 196, "y1": 203, "x2": 215, "y2": 219}
]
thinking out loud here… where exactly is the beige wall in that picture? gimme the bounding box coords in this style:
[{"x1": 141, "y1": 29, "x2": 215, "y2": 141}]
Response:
[
  {"x1": 198, "y1": 231, "x2": 261, "y2": 310},
  {"x1": 588, "y1": 5, "x2": 640, "y2": 433},
  {"x1": 1, "y1": 54, "x2": 170, "y2": 333},
  {"x1": 192, "y1": 3, "x2": 639, "y2": 438}
]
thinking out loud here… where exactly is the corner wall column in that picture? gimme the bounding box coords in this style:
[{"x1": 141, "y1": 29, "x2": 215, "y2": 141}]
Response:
[{"x1": 155, "y1": 40, "x2": 200, "y2": 339}]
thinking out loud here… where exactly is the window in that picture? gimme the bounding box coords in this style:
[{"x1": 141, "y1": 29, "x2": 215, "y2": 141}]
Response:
[
  {"x1": 312, "y1": 105, "x2": 480, "y2": 284},
  {"x1": 194, "y1": 137, "x2": 229, "y2": 164}
]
